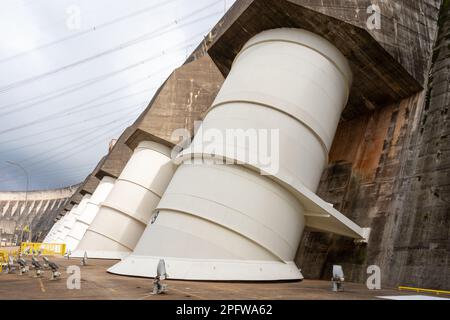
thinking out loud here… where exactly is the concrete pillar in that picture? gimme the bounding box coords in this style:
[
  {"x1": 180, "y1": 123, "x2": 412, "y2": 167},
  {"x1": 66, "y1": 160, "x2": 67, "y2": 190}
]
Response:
[
  {"x1": 109, "y1": 28, "x2": 362, "y2": 281},
  {"x1": 74, "y1": 141, "x2": 176, "y2": 259},
  {"x1": 69, "y1": 177, "x2": 116, "y2": 256}
]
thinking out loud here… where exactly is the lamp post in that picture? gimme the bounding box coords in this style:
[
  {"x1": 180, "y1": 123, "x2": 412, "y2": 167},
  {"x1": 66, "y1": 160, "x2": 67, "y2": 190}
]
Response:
[{"x1": 6, "y1": 161, "x2": 29, "y2": 244}]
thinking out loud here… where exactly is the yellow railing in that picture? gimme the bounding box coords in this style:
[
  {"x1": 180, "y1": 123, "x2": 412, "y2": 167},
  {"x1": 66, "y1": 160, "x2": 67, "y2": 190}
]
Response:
[
  {"x1": 399, "y1": 286, "x2": 450, "y2": 296},
  {"x1": 0, "y1": 250, "x2": 19, "y2": 272},
  {"x1": 20, "y1": 242, "x2": 66, "y2": 256},
  {"x1": 0, "y1": 251, "x2": 7, "y2": 262},
  {"x1": 0, "y1": 250, "x2": 12, "y2": 273}
]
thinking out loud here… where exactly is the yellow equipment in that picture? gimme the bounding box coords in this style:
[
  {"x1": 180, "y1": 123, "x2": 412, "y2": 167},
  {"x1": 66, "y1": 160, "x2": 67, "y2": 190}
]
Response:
[
  {"x1": 399, "y1": 286, "x2": 450, "y2": 296},
  {"x1": 20, "y1": 242, "x2": 66, "y2": 256}
]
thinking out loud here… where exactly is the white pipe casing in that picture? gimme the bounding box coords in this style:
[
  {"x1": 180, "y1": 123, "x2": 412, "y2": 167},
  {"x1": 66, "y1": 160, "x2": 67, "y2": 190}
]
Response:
[
  {"x1": 44, "y1": 218, "x2": 63, "y2": 243},
  {"x1": 74, "y1": 141, "x2": 176, "y2": 259},
  {"x1": 67, "y1": 177, "x2": 115, "y2": 255},
  {"x1": 197, "y1": 28, "x2": 351, "y2": 191},
  {"x1": 49, "y1": 219, "x2": 64, "y2": 243},
  {"x1": 109, "y1": 28, "x2": 364, "y2": 281},
  {"x1": 53, "y1": 205, "x2": 78, "y2": 244},
  {"x1": 62, "y1": 195, "x2": 91, "y2": 252}
]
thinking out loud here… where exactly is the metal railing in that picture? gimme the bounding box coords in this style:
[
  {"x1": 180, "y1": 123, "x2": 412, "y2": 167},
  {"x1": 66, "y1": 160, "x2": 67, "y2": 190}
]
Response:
[
  {"x1": 20, "y1": 242, "x2": 66, "y2": 256},
  {"x1": 399, "y1": 286, "x2": 450, "y2": 296}
]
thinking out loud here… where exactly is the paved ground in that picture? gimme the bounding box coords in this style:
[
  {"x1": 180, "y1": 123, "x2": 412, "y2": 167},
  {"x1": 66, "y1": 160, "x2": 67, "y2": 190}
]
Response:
[{"x1": 0, "y1": 256, "x2": 439, "y2": 300}]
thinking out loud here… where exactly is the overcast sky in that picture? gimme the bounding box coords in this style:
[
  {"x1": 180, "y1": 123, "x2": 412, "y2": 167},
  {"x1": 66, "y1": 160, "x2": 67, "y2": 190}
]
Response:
[{"x1": 0, "y1": 0, "x2": 234, "y2": 191}]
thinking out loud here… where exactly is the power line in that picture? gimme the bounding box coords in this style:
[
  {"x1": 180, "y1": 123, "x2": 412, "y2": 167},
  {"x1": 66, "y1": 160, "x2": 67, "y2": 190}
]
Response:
[
  {"x1": 0, "y1": 95, "x2": 152, "y2": 145},
  {"x1": 0, "y1": 109, "x2": 133, "y2": 145},
  {"x1": 0, "y1": 2, "x2": 223, "y2": 94},
  {"x1": 25, "y1": 117, "x2": 137, "y2": 170},
  {"x1": 0, "y1": 1, "x2": 225, "y2": 189},
  {"x1": 0, "y1": 50, "x2": 182, "y2": 113},
  {"x1": 0, "y1": 56, "x2": 180, "y2": 115},
  {"x1": 0, "y1": 74, "x2": 160, "y2": 136},
  {"x1": 0, "y1": 104, "x2": 144, "y2": 154},
  {"x1": 0, "y1": 74, "x2": 155, "y2": 118},
  {"x1": 2, "y1": 101, "x2": 145, "y2": 168},
  {"x1": 27, "y1": 106, "x2": 142, "y2": 166},
  {"x1": 0, "y1": 96, "x2": 146, "y2": 173},
  {"x1": 0, "y1": 0, "x2": 182, "y2": 64},
  {"x1": 0, "y1": 18, "x2": 215, "y2": 118},
  {"x1": 0, "y1": 114, "x2": 138, "y2": 184},
  {"x1": 7, "y1": 162, "x2": 94, "y2": 180},
  {"x1": 0, "y1": 27, "x2": 211, "y2": 137}
]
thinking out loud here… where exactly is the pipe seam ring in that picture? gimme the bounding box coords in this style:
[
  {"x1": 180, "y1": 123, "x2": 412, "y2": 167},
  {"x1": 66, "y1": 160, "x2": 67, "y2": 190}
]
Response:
[
  {"x1": 99, "y1": 201, "x2": 152, "y2": 227},
  {"x1": 206, "y1": 100, "x2": 330, "y2": 165},
  {"x1": 156, "y1": 206, "x2": 287, "y2": 263},
  {"x1": 84, "y1": 229, "x2": 134, "y2": 251},
  {"x1": 234, "y1": 39, "x2": 352, "y2": 97},
  {"x1": 116, "y1": 178, "x2": 164, "y2": 199}
]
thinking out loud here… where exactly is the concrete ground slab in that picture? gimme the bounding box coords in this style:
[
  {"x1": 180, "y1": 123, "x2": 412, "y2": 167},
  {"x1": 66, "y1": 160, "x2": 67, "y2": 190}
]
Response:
[{"x1": 0, "y1": 256, "x2": 443, "y2": 300}]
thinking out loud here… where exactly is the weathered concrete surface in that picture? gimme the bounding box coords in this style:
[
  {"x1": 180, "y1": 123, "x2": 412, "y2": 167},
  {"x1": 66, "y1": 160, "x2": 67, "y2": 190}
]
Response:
[
  {"x1": 0, "y1": 256, "x2": 430, "y2": 300},
  {"x1": 206, "y1": 0, "x2": 424, "y2": 120},
  {"x1": 69, "y1": 192, "x2": 83, "y2": 206},
  {"x1": 296, "y1": 0, "x2": 450, "y2": 290},
  {"x1": 96, "y1": 127, "x2": 135, "y2": 180},
  {"x1": 126, "y1": 55, "x2": 224, "y2": 149},
  {"x1": 298, "y1": 0, "x2": 442, "y2": 85},
  {"x1": 79, "y1": 156, "x2": 107, "y2": 196},
  {"x1": 0, "y1": 186, "x2": 77, "y2": 243},
  {"x1": 191, "y1": 0, "x2": 441, "y2": 85}
]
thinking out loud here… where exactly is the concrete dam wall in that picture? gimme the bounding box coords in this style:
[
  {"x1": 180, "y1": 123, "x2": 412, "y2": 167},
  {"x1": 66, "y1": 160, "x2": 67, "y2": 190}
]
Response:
[{"x1": 0, "y1": 186, "x2": 77, "y2": 243}]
